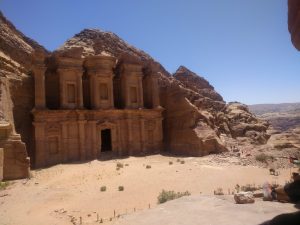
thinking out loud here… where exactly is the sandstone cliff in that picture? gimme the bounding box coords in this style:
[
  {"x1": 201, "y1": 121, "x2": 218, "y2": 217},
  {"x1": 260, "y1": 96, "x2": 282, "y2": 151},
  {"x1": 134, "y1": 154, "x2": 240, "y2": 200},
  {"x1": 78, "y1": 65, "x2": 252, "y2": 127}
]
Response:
[
  {"x1": 0, "y1": 11, "x2": 47, "y2": 179},
  {"x1": 249, "y1": 103, "x2": 300, "y2": 152},
  {"x1": 57, "y1": 29, "x2": 271, "y2": 156},
  {"x1": 0, "y1": 11, "x2": 272, "y2": 179}
]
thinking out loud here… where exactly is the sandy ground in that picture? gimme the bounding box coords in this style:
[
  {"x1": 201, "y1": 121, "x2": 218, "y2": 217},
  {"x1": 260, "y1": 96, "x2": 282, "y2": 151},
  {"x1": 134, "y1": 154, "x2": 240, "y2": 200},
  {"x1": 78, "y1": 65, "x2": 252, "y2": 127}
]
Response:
[{"x1": 0, "y1": 154, "x2": 297, "y2": 225}]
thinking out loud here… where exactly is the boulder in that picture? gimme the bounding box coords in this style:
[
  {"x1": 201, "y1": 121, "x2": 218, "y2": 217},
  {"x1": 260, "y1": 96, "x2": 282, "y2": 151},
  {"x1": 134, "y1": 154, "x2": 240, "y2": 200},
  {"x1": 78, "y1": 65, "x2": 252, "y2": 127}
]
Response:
[
  {"x1": 0, "y1": 121, "x2": 30, "y2": 180},
  {"x1": 234, "y1": 192, "x2": 255, "y2": 204}
]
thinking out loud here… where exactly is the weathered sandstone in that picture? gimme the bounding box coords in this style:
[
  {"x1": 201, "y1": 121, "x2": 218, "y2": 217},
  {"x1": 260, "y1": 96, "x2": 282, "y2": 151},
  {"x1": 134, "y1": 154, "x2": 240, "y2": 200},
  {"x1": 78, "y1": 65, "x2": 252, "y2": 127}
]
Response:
[
  {"x1": 0, "y1": 11, "x2": 46, "y2": 179},
  {"x1": 0, "y1": 12, "x2": 272, "y2": 178}
]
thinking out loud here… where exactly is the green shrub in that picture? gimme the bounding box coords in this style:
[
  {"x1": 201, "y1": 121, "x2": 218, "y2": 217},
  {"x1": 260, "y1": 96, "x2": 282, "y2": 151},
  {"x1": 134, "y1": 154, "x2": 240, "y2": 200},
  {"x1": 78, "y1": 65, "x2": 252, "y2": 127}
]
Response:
[
  {"x1": 100, "y1": 186, "x2": 107, "y2": 192},
  {"x1": 116, "y1": 162, "x2": 124, "y2": 169},
  {"x1": 118, "y1": 186, "x2": 124, "y2": 191},
  {"x1": 157, "y1": 190, "x2": 191, "y2": 204},
  {"x1": 146, "y1": 165, "x2": 151, "y2": 169},
  {"x1": 169, "y1": 161, "x2": 173, "y2": 165},
  {"x1": 255, "y1": 153, "x2": 274, "y2": 163},
  {"x1": 180, "y1": 160, "x2": 185, "y2": 164},
  {"x1": 0, "y1": 181, "x2": 10, "y2": 190},
  {"x1": 241, "y1": 184, "x2": 261, "y2": 192},
  {"x1": 214, "y1": 188, "x2": 224, "y2": 195}
]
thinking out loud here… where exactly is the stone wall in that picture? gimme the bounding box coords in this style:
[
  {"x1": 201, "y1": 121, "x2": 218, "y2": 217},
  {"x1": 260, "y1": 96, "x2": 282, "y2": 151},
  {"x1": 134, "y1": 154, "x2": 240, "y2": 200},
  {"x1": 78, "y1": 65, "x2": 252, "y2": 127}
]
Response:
[{"x1": 33, "y1": 109, "x2": 163, "y2": 168}]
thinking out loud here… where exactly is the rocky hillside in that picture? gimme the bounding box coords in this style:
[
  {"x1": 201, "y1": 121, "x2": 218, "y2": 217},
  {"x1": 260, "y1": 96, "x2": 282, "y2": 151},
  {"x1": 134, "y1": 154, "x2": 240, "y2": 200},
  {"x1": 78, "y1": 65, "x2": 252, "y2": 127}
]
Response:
[
  {"x1": 249, "y1": 103, "x2": 300, "y2": 131},
  {"x1": 1, "y1": 11, "x2": 271, "y2": 168},
  {"x1": 57, "y1": 28, "x2": 170, "y2": 77},
  {"x1": 249, "y1": 103, "x2": 300, "y2": 154},
  {"x1": 0, "y1": 11, "x2": 47, "y2": 164},
  {"x1": 0, "y1": 11, "x2": 46, "y2": 75},
  {"x1": 249, "y1": 103, "x2": 300, "y2": 115},
  {"x1": 57, "y1": 29, "x2": 270, "y2": 155}
]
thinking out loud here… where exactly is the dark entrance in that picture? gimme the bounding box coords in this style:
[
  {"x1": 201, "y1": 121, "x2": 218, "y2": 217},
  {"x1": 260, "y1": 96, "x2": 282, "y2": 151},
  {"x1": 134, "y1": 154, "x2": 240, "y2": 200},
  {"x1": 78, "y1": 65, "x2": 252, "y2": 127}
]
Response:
[{"x1": 101, "y1": 129, "x2": 112, "y2": 152}]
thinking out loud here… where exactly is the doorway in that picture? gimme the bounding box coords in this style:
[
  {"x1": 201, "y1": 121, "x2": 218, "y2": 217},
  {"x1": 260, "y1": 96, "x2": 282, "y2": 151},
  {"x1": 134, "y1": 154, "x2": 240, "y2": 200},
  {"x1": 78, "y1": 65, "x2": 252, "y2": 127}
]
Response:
[{"x1": 101, "y1": 129, "x2": 112, "y2": 152}]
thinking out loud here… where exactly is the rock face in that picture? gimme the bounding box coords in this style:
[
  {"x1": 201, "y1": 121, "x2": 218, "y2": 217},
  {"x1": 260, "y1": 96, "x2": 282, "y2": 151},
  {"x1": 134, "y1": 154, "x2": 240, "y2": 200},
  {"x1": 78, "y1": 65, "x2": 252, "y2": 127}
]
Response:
[
  {"x1": 249, "y1": 103, "x2": 300, "y2": 132},
  {"x1": 0, "y1": 11, "x2": 271, "y2": 177},
  {"x1": 249, "y1": 103, "x2": 300, "y2": 153},
  {"x1": 173, "y1": 66, "x2": 223, "y2": 102},
  {"x1": 32, "y1": 53, "x2": 163, "y2": 168},
  {"x1": 288, "y1": 0, "x2": 300, "y2": 50},
  {"x1": 0, "y1": 11, "x2": 46, "y2": 179},
  {"x1": 0, "y1": 122, "x2": 29, "y2": 180},
  {"x1": 223, "y1": 103, "x2": 269, "y2": 144}
]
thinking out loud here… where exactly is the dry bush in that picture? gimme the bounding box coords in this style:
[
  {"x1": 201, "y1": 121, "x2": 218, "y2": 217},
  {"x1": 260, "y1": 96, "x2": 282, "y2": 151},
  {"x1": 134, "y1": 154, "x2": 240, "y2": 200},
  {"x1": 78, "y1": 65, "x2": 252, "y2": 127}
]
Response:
[
  {"x1": 255, "y1": 153, "x2": 274, "y2": 163},
  {"x1": 241, "y1": 184, "x2": 261, "y2": 192},
  {"x1": 157, "y1": 190, "x2": 191, "y2": 204},
  {"x1": 214, "y1": 188, "x2": 224, "y2": 195},
  {"x1": 100, "y1": 186, "x2": 107, "y2": 192},
  {"x1": 116, "y1": 162, "x2": 124, "y2": 169},
  {"x1": 0, "y1": 181, "x2": 10, "y2": 190}
]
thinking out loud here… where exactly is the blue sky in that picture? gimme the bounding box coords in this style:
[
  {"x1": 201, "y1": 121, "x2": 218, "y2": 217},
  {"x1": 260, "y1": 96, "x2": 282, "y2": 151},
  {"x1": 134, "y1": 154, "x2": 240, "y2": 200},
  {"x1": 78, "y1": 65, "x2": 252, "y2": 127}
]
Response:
[{"x1": 1, "y1": 0, "x2": 300, "y2": 104}]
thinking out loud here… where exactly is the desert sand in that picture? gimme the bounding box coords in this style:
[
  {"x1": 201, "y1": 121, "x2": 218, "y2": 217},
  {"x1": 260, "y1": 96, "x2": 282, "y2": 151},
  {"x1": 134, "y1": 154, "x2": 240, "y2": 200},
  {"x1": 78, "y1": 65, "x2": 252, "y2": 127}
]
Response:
[{"x1": 0, "y1": 154, "x2": 297, "y2": 225}]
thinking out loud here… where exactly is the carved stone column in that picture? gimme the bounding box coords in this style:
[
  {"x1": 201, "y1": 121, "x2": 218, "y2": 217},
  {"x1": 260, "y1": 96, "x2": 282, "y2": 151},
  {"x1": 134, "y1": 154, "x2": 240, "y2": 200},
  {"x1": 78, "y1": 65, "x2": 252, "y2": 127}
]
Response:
[
  {"x1": 84, "y1": 56, "x2": 116, "y2": 110},
  {"x1": 77, "y1": 73, "x2": 84, "y2": 109},
  {"x1": 140, "y1": 118, "x2": 146, "y2": 152},
  {"x1": 91, "y1": 121, "x2": 98, "y2": 158},
  {"x1": 61, "y1": 122, "x2": 69, "y2": 162},
  {"x1": 118, "y1": 62, "x2": 144, "y2": 109},
  {"x1": 32, "y1": 53, "x2": 47, "y2": 109},
  {"x1": 33, "y1": 122, "x2": 46, "y2": 168},
  {"x1": 56, "y1": 56, "x2": 83, "y2": 109},
  {"x1": 78, "y1": 120, "x2": 86, "y2": 160},
  {"x1": 138, "y1": 77, "x2": 144, "y2": 108},
  {"x1": 127, "y1": 118, "x2": 133, "y2": 154},
  {"x1": 152, "y1": 74, "x2": 160, "y2": 108},
  {"x1": 57, "y1": 69, "x2": 66, "y2": 109}
]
